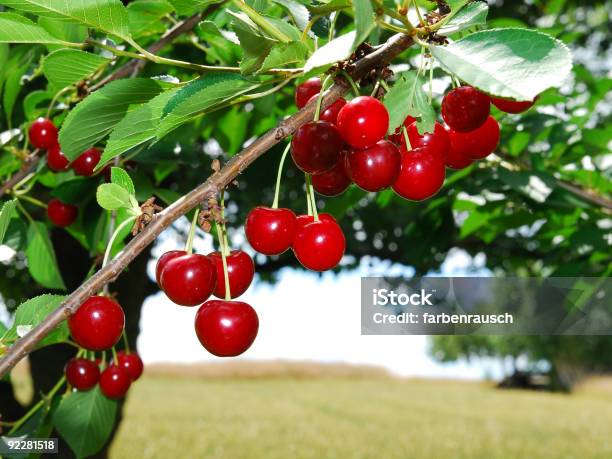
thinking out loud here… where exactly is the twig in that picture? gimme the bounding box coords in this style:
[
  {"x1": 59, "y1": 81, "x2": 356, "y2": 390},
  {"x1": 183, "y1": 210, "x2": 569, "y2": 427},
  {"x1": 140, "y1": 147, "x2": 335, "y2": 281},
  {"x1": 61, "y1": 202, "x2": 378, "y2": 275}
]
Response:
[
  {"x1": 0, "y1": 152, "x2": 40, "y2": 199},
  {"x1": 0, "y1": 33, "x2": 415, "y2": 378}
]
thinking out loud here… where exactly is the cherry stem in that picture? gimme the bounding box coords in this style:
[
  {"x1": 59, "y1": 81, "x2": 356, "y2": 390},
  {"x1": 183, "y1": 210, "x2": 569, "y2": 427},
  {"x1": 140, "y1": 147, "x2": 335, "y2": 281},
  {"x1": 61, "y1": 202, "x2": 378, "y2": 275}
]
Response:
[
  {"x1": 314, "y1": 74, "x2": 333, "y2": 121},
  {"x1": 272, "y1": 143, "x2": 291, "y2": 209},
  {"x1": 428, "y1": 57, "x2": 434, "y2": 104},
  {"x1": 305, "y1": 174, "x2": 319, "y2": 221},
  {"x1": 111, "y1": 346, "x2": 119, "y2": 366},
  {"x1": 304, "y1": 173, "x2": 312, "y2": 216},
  {"x1": 402, "y1": 125, "x2": 412, "y2": 150},
  {"x1": 101, "y1": 351, "x2": 107, "y2": 370},
  {"x1": 102, "y1": 216, "x2": 137, "y2": 270},
  {"x1": 184, "y1": 208, "x2": 200, "y2": 255},
  {"x1": 218, "y1": 191, "x2": 232, "y2": 300},
  {"x1": 340, "y1": 70, "x2": 360, "y2": 97},
  {"x1": 122, "y1": 331, "x2": 130, "y2": 353}
]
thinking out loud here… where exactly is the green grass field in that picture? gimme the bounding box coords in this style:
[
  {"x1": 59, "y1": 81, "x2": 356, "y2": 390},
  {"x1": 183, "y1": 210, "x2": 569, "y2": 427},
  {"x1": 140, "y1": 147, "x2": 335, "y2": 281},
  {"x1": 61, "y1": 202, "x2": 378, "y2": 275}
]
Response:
[{"x1": 109, "y1": 364, "x2": 612, "y2": 459}]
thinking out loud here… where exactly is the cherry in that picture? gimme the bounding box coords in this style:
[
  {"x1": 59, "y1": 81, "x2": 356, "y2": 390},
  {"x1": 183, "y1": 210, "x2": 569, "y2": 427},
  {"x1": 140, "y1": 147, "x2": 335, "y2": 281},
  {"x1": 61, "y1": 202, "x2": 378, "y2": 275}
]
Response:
[
  {"x1": 293, "y1": 216, "x2": 345, "y2": 271},
  {"x1": 441, "y1": 86, "x2": 490, "y2": 132},
  {"x1": 195, "y1": 300, "x2": 259, "y2": 357},
  {"x1": 295, "y1": 77, "x2": 322, "y2": 109},
  {"x1": 291, "y1": 121, "x2": 343, "y2": 174},
  {"x1": 68, "y1": 296, "x2": 125, "y2": 351},
  {"x1": 28, "y1": 118, "x2": 58, "y2": 150},
  {"x1": 491, "y1": 96, "x2": 537, "y2": 114},
  {"x1": 448, "y1": 116, "x2": 500, "y2": 160},
  {"x1": 404, "y1": 121, "x2": 450, "y2": 159},
  {"x1": 116, "y1": 351, "x2": 144, "y2": 381},
  {"x1": 393, "y1": 147, "x2": 446, "y2": 201},
  {"x1": 311, "y1": 151, "x2": 351, "y2": 196},
  {"x1": 99, "y1": 365, "x2": 131, "y2": 399},
  {"x1": 72, "y1": 147, "x2": 101, "y2": 176},
  {"x1": 345, "y1": 140, "x2": 401, "y2": 192},
  {"x1": 155, "y1": 250, "x2": 186, "y2": 285},
  {"x1": 337, "y1": 96, "x2": 389, "y2": 148},
  {"x1": 444, "y1": 125, "x2": 474, "y2": 170},
  {"x1": 47, "y1": 144, "x2": 69, "y2": 172},
  {"x1": 307, "y1": 95, "x2": 346, "y2": 124},
  {"x1": 294, "y1": 213, "x2": 335, "y2": 234},
  {"x1": 159, "y1": 254, "x2": 216, "y2": 306},
  {"x1": 208, "y1": 250, "x2": 255, "y2": 299},
  {"x1": 388, "y1": 115, "x2": 417, "y2": 144},
  {"x1": 245, "y1": 206, "x2": 297, "y2": 256},
  {"x1": 47, "y1": 199, "x2": 78, "y2": 227},
  {"x1": 65, "y1": 358, "x2": 100, "y2": 391}
]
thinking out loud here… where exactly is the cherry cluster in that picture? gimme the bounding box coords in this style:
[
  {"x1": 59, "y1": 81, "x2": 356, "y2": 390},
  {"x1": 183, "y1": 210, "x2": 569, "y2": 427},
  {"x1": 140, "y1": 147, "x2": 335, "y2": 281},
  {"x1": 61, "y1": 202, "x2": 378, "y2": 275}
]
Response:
[
  {"x1": 29, "y1": 117, "x2": 104, "y2": 228},
  {"x1": 155, "y1": 249, "x2": 259, "y2": 357},
  {"x1": 64, "y1": 295, "x2": 143, "y2": 399}
]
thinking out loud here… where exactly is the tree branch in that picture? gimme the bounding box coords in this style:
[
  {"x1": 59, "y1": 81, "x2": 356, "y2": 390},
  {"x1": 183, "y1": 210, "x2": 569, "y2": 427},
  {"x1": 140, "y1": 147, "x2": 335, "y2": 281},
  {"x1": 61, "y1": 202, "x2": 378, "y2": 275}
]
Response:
[
  {"x1": 0, "y1": 152, "x2": 40, "y2": 199},
  {"x1": 0, "y1": 33, "x2": 415, "y2": 378}
]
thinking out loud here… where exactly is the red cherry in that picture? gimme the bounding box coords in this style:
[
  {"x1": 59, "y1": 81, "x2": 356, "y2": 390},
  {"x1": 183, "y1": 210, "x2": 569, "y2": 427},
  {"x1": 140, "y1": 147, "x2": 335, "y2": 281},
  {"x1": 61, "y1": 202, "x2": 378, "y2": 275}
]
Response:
[
  {"x1": 291, "y1": 121, "x2": 343, "y2": 174},
  {"x1": 444, "y1": 125, "x2": 474, "y2": 170},
  {"x1": 28, "y1": 118, "x2": 58, "y2": 150},
  {"x1": 346, "y1": 140, "x2": 401, "y2": 192},
  {"x1": 159, "y1": 254, "x2": 217, "y2": 306},
  {"x1": 393, "y1": 147, "x2": 446, "y2": 201},
  {"x1": 99, "y1": 365, "x2": 131, "y2": 399},
  {"x1": 404, "y1": 121, "x2": 450, "y2": 159},
  {"x1": 195, "y1": 300, "x2": 259, "y2": 357},
  {"x1": 47, "y1": 199, "x2": 78, "y2": 227},
  {"x1": 337, "y1": 96, "x2": 389, "y2": 148},
  {"x1": 47, "y1": 144, "x2": 69, "y2": 172},
  {"x1": 208, "y1": 250, "x2": 255, "y2": 299},
  {"x1": 294, "y1": 213, "x2": 335, "y2": 234},
  {"x1": 295, "y1": 77, "x2": 322, "y2": 109},
  {"x1": 491, "y1": 96, "x2": 537, "y2": 114},
  {"x1": 72, "y1": 147, "x2": 101, "y2": 176},
  {"x1": 311, "y1": 151, "x2": 351, "y2": 196},
  {"x1": 68, "y1": 296, "x2": 125, "y2": 351},
  {"x1": 388, "y1": 115, "x2": 417, "y2": 144},
  {"x1": 293, "y1": 216, "x2": 345, "y2": 271},
  {"x1": 245, "y1": 206, "x2": 297, "y2": 256},
  {"x1": 441, "y1": 86, "x2": 490, "y2": 132},
  {"x1": 65, "y1": 358, "x2": 100, "y2": 391},
  {"x1": 448, "y1": 116, "x2": 500, "y2": 160},
  {"x1": 155, "y1": 250, "x2": 186, "y2": 285},
  {"x1": 307, "y1": 95, "x2": 347, "y2": 124},
  {"x1": 116, "y1": 351, "x2": 144, "y2": 381}
]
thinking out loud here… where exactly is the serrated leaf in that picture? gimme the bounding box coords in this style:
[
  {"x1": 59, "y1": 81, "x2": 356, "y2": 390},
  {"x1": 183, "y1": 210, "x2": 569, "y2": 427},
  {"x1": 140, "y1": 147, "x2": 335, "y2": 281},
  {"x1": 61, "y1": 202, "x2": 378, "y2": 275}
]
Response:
[
  {"x1": 51, "y1": 178, "x2": 97, "y2": 204},
  {"x1": 0, "y1": 198, "x2": 17, "y2": 243},
  {"x1": 127, "y1": 0, "x2": 174, "y2": 38},
  {"x1": 272, "y1": 0, "x2": 309, "y2": 30},
  {"x1": 440, "y1": 1, "x2": 488, "y2": 34},
  {"x1": 167, "y1": 0, "x2": 221, "y2": 15},
  {"x1": 430, "y1": 28, "x2": 573, "y2": 100},
  {"x1": 99, "y1": 89, "x2": 178, "y2": 168},
  {"x1": 383, "y1": 72, "x2": 436, "y2": 134},
  {"x1": 4, "y1": 46, "x2": 37, "y2": 123},
  {"x1": 110, "y1": 167, "x2": 135, "y2": 195},
  {"x1": 304, "y1": 31, "x2": 355, "y2": 72},
  {"x1": 229, "y1": 11, "x2": 275, "y2": 74},
  {"x1": 0, "y1": 0, "x2": 132, "y2": 41},
  {"x1": 352, "y1": 0, "x2": 374, "y2": 47},
  {"x1": 0, "y1": 12, "x2": 77, "y2": 45},
  {"x1": 26, "y1": 221, "x2": 66, "y2": 290},
  {"x1": 59, "y1": 78, "x2": 166, "y2": 160},
  {"x1": 3, "y1": 294, "x2": 68, "y2": 346},
  {"x1": 158, "y1": 73, "x2": 259, "y2": 137},
  {"x1": 96, "y1": 183, "x2": 132, "y2": 210},
  {"x1": 53, "y1": 386, "x2": 118, "y2": 459},
  {"x1": 43, "y1": 49, "x2": 110, "y2": 89},
  {"x1": 258, "y1": 41, "x2": 308, "y2": 73},
  {"x1": 196, "y1": 21, "x2": 241, "y2": 65}
]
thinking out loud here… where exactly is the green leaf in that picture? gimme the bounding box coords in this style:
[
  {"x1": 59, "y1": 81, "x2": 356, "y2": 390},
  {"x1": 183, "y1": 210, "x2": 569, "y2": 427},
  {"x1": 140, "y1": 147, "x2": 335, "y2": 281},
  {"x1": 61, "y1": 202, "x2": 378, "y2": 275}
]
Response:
[
  {"x1": 4, "y1": 46, "x2": 38, "y2": 123},
  {"x1": 100, "y1": 88, "x2": 178, "y2": 168},
  {"x1": 96, "y1": 183, "x2": 133, "y2": 210},
  {"x1": 352, "y1": 0, "x2": 374, "y2": 47},
  {"x1": 26, "y1": 221, "x2": 66, "y2": 290},
  {"x1": 0, "y1": 0, "x2": 132, "y2": 41},
  {"x1": 53, "y1": 386, "x2": 118, "y2": 459},
  {"x1": 383, "y1": 72, "x2": 436, "y2": 134},
  {"x1": 3, "y1": 294, "x2": 67, "y2": 346},
  {"x1": 158, "y1": 73, "x2": 259, "y2": 138},
  {"x1": 59, "y1": 78, "x2": 166, "y2": 160},
  {"x1": 459, "y1": 210, "x2": 491, "y2": 238},
  {"x1": 51, "y1": 178, "x2": 97, "y2": 204},
  {"x1": 110, "y1": 167, "x2": 135, "y2": 195},
  {"x1": 229, "y1": 11, "x2": 275, "y2": 74},
  {"x1": 430, "y1": 28, "x2": 573, "y2": 100},
  {"x1": 0, "y1": 199, "x2": 17, "y2": 243},
  {"x1": 127, "y1": 0, "x2": 174, "y2": 38},
  {"x1": 196, "y1": 21, "x2": 241, "y2": 65},
  {"x1": 43, "y1": 49, "x2": 110, "y2": 89},
  {"x1": 0, "y1": 12, "x2": 77, "y2": 44},
  {"x1": 498, "y1": 169, "x2": 557, "y2": 203},
  {"x1": 168, "y1": 0, "x2": 220, "y2": 15},
  {"x1": 271, "y1": 0, "x2": 309, "y2": 30},
  {"x1": 440, "y1": 1, "x2": 488, "y2": 34},
  {"x1": 304, "y1": 30, "x2": 356, "y2": 73},
  {"x1": 258, "y1": 41, "x2": 308, "y2": 73}
]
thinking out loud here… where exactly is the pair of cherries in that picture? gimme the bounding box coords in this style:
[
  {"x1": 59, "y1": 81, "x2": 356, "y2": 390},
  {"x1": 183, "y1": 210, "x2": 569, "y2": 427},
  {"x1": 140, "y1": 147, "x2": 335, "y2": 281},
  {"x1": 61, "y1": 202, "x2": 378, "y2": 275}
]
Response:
[
  {"x1": 245, "y1": 207, "x2": 346, "y2": 272},
  {"x1": 65, "y1": 351, "x2": 143, "y2": 399},
  {"x1": 155, "y1": 250, "x2": 258, "y2": 357},
  {"x1": 29, "y1": 117, "x2": 102, "y2": 176}
]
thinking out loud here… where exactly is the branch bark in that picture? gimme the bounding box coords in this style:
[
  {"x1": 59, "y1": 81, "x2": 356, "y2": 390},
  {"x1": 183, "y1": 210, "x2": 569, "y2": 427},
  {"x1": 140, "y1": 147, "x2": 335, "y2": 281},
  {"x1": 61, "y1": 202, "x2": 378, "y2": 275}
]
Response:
[
  {"x1": 0, "y1": 152, "x2": 40, "y2": 199},
  {"x1": 0, "y1": 33, "x2": 415, "y2": 378}
]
